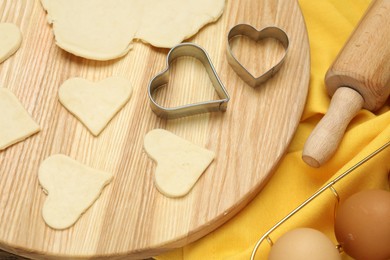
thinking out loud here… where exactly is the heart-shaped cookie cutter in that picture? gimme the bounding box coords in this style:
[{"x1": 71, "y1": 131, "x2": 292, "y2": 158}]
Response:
[
  {"x1": 227, "y1": 24, "x2": 289, "y2": 88},
  {"x1": 148, "y1": 43, "x2": 230, "y2": 119}
]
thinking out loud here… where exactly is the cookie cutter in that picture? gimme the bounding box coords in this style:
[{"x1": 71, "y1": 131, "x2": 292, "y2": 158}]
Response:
[
  {"x1": 227, "y1": 24, "x2": 289, "y2": 88},
  {"x1": 148, "y1": 43, "x2": 230, "y2": 119}
]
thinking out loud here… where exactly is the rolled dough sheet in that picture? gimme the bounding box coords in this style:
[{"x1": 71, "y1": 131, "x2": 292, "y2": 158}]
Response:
[
  {"x1": 40, "y1": 0, "x2": 225, "y2": 60},
  {"x1": 144, "y1": 129, "x2": 215, "y2": 198},
  {"x1": 38, "y1": 154, "x2": 113, "y2": 230},
  {"x1": 58, "y1": 77, "x2": 133, "y2": 136},
  {"x1": 0, "y1": 23, "x2": 22, "y2": 63},
  {"x1": 0, "y1": 88, "x2": 40, "y2": 150}
]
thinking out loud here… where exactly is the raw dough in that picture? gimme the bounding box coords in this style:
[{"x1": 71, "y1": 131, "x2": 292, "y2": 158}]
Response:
[
  {"x1": 38, "y1": 154, "x2": 113, "y2": 230},
  {"x1": 0, "y1": 23, "x2": 22, "y2": 63},
  {"x1": 40, "y1": 0, "x2": 225, "y2": 60},
  {"x1": 58, "y1": 77, "x2": 133, "y2": 136},
  {"x1": 144, "y1": 129, "x2": 215, "y2": 198},
  {"x1": 0, "y1": 88, "x2": 40, "y2": 150}
]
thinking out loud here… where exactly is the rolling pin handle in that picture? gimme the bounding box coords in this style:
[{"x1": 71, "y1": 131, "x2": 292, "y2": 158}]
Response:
[
  {"x1": 302, "y1": 87, "x2": 364, "y2": 168},
  {"x1": 303, "y1": 0, "x2": 390, "y2": 168}
]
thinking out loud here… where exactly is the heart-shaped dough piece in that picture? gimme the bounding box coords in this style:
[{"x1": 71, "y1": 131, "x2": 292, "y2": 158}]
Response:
[
  {"x1": 39, "y1": 154, "x2": 113, "y2": 229},
  {"x1": 0, "y1": 88, "x2": 40, "y2": 150},
  {"x1": 0, "y1": 23, "x2": 22, "y2": 63},
  {"x1": 59, "y1": 77, "x2": 133, "y2": 136},
  {"x1": 144, "y1": 129, "x2": 215, "y2": 198}
]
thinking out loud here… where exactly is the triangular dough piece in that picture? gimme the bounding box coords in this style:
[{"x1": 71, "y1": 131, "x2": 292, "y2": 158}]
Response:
[
  {"x1": 58, "y1": 77, "x2": 132, "y2": 136},
  {"x1": 0, "y1": 23, "x2": 22, "y2": 63},
  {"x1": 0, "y1": 88, "x2": 40, "y2": 150},
  {"x1": 38, "y1": 154, "x2": 113, "y2": 229},
  {"x1": 144, "y1": 129, "x2": 215, "y2": 198}
]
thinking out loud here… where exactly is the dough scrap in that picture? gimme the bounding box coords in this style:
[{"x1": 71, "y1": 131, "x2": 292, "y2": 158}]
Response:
[
  {"x1": 0, "y1": 23, "x2": 22, "y2": 63},
  {"x1": 144, "y1": 129, "x2": 215, "y2": 198},
  {"x1": 38, "y1": 154, "x2": 113, "y2": 230},
  {"x1": 0, "y1": 88, "x2": 40, "y2": 150},
  {"x1": 58, "y1": 77, "x2": 133, "y2": 136},
  {"x1": 40, "y1": 0, "x2": 225, "y2": 60}
]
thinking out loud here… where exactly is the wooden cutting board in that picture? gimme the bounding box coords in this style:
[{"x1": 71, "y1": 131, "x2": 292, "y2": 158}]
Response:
[{"x1": 0, "y1": 0, "x2": 310, "y2": 259}]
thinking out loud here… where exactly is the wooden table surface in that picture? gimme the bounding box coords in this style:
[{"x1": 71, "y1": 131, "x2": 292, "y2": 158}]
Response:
[{"x1": 0, "y1": 0, "x2": 310, "y2": 259}]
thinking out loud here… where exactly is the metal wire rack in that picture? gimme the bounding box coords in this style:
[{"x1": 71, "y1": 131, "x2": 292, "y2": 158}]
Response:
[{"x1": 250, "y1": 141, "x2": 390, "y2": 259}]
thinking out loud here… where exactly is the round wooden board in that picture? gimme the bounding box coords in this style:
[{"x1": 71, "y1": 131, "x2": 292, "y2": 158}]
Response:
[{"x1": 0, "y1": 0, "x2": 310, "y2": 259}]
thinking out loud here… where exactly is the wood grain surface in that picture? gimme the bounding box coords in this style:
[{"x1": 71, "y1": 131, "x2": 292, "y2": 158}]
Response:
[{"x1": 0, "y1": 0, "x2": 310, "y2": 259}]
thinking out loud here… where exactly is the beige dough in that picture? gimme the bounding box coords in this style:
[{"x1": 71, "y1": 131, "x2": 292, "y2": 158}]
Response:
[
  {"x1": 39, "y1": 154, "x2": 113, "y2": 230},
  {"x1": 58, "y1": 77, "x2": 133, "y2": 136},
  {"x1": 0, "y1": 23, "x2": 22, "y2": 63},
  {"x1": 40, "y1": 0, "x2": 225, "y2": 60},
  {"x1": 144, "y1": 129, "x2": 215, "y2": 198},
  {"x1": 0, "y1": 88, "x2": 40, "y2": 150}
]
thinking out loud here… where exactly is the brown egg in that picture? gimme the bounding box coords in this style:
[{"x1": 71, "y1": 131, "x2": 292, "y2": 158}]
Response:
[
  {"x1": 268, "y1": 228, "x2": 341, "y2": 260},
  {"x1": 334, "y1": 189, "x2": 390, "y2": 260}
]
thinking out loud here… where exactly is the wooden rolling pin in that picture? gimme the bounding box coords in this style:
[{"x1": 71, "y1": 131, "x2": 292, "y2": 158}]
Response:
[{"x1": 302, "y1": 0, "x2": 390, "y2": 168}]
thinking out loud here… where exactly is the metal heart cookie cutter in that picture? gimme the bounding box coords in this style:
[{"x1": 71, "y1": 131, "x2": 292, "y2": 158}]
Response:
[
  {"x1": 148, "y1": 43, "x2": 230, "y2": 119},
  {"x1": 227, "y1": 24, "x2": 290, "y2": 88}
]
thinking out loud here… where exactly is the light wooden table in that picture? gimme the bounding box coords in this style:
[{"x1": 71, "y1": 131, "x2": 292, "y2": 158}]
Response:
[{"x1": 0, "y1": 0, "x2": 309, "y2": 259}]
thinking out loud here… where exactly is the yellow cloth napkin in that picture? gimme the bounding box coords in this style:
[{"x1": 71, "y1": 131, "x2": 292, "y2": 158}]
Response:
[{"x1": 158, "y1": 0, "x2": 390, "y2": 259}]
